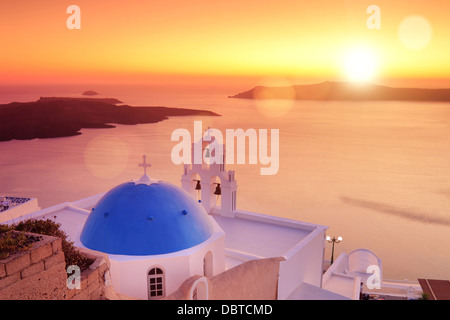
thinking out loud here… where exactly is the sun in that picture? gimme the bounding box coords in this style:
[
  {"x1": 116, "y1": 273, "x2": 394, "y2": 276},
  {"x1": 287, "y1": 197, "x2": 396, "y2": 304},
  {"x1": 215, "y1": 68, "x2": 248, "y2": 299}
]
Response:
[{"x1": 343, "y1": 48, "x2": 378, "y2": 83}]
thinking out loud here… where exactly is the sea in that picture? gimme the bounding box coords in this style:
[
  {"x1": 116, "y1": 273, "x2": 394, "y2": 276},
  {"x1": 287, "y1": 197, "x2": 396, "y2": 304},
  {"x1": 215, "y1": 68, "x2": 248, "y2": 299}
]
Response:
[{"x1": 0, "y1": 83, "x2": 449, "y2": 281}]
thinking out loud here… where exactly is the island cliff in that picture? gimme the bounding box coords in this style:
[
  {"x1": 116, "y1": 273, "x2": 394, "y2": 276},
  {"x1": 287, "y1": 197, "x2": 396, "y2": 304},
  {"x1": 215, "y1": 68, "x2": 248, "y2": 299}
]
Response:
[
  {"x1": 229, "y1": 81, "x2": 450, "y2": 101},
  {"x1": 0, "y1": 97, "x2": 219, "y2": 141}
]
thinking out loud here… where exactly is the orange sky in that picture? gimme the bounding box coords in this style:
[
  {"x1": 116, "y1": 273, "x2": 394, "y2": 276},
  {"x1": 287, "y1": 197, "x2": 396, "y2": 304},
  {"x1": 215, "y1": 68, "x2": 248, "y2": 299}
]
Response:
[{"x1": 1, "y1": 0, "x2": 449, "y2": 87}]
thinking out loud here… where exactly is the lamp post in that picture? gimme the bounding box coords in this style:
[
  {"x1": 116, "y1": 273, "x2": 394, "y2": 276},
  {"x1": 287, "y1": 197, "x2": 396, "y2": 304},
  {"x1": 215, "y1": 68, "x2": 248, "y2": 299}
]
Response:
[{"x1": 326, "y1": 236, "x2": 342, "y2": 265}]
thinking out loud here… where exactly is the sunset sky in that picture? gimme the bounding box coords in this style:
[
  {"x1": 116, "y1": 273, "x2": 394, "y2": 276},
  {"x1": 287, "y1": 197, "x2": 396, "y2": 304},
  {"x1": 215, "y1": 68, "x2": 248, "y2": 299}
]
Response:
[{"x1": 1, "y1": 0, "x2": 449, "y2": 87}]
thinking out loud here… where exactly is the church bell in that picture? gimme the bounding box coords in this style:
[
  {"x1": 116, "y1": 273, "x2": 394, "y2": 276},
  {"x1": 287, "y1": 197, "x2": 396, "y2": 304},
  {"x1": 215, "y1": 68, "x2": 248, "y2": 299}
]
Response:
[{"x1": 213, "y1": 183, "x2": 221, "y2": 196}]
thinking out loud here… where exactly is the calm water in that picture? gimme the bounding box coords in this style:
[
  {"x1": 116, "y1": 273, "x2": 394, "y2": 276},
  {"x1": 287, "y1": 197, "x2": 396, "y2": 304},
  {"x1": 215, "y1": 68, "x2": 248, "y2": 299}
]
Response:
[{"x1": 0, "y1": 84, "x2": 449, "y2": 281}]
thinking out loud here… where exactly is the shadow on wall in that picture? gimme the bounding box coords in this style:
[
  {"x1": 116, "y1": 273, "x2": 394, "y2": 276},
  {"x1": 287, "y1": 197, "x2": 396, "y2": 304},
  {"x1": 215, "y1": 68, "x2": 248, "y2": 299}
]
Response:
[{"x1": 165, "y1": 257, "x2": 284, "y2": 300}]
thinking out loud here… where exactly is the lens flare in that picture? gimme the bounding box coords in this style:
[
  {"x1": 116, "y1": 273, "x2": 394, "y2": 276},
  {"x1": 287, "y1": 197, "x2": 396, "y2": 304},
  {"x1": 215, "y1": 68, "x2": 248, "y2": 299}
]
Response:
[
  {"x1": 84, "y1": 134, "x2": 129, "y2": 179},
  {"x1": 398, "y1": 15, "x2": 433, "y2": 50},
  {"x1": 252, "y1": 77, "x2": 296, "y2": 118}
]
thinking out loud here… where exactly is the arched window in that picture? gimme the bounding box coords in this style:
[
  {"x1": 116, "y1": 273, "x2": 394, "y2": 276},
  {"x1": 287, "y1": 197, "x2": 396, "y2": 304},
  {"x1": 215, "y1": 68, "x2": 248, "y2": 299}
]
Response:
[{"x1": 148, "y1": 267, "x2": 165, "y2": 299}]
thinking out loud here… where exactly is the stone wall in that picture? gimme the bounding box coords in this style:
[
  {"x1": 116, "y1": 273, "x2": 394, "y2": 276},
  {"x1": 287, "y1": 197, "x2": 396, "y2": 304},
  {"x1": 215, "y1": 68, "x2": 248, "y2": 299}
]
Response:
[
  {"x1": 0, "y1": 231, "x2": 111, "y2": 300},
  {"x1": 0, "y1": 232, "x2": 67, "y2": 299},
  {"x1": 65, "y1": 248, "x2": 109, "y2": 300}
]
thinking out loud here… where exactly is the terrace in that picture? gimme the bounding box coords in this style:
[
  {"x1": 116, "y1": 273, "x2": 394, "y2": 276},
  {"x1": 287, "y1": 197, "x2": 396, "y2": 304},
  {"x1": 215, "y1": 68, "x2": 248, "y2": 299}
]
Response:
[
  {"x1": 0, "y1": 195, "x2": 41, "y2": 224},
  {"x1": 0, "y1": 196, "x2": 31, "y2": 212}
]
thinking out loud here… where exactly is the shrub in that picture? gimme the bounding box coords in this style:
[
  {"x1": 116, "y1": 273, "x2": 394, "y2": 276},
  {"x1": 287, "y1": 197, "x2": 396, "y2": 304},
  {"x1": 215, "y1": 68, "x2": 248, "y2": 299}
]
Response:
[
  {"x1": 2, "y1": 219, "x2": 93, "y2": 271},
  {"x1": 0, "y1": 231, "x2": 33, "y2": 259}
]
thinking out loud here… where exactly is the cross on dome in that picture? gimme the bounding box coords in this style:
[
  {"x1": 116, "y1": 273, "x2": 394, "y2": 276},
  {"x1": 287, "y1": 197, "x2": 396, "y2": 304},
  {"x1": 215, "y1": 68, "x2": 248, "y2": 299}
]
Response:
[
  {"x1": 135, "y1": 155, "x2": 157, "y2": 185},
  {"x1": 139, "y1": 155, "x2": 151, "y2": 176}
]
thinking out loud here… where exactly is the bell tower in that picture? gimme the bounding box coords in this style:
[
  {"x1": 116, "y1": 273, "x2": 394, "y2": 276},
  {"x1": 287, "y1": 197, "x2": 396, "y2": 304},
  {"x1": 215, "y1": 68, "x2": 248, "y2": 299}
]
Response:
[{"x1": 181, "y1": 134, "x2": 237, "y2": 218}]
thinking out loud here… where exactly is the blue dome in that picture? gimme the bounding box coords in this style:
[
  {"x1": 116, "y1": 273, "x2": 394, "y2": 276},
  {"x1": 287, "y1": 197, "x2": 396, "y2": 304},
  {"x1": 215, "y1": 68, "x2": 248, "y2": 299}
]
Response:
[{"x1": 80, "y1": 180, "x2": 214, "y2": 255}]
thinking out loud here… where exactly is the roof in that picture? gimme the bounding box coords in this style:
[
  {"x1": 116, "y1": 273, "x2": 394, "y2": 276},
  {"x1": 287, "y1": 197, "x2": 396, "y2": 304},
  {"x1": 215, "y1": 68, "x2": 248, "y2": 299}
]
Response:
[
  {"x1": 211, "y1": 208, "x2": 327, "y2": 269},
  {"x1": 80, "y1": 179, "x2": 215, "y2": 255},
  {"x1": 213, "y1": 213, "x2": 311, "y2": 258},
  {"x1": 418, "y1": 279, "x2": 450, "y2": 300}
]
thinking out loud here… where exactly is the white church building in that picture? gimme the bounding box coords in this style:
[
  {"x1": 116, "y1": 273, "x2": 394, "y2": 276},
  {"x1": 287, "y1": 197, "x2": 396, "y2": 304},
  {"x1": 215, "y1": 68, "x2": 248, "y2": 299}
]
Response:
[{"x1": 1, "y1": 139, "x2": 422, "y2": 300}]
